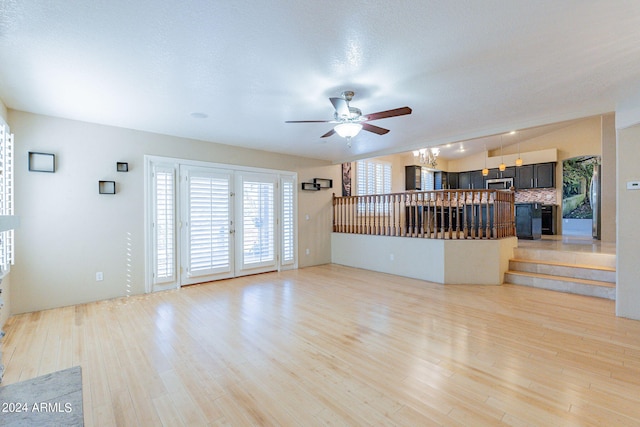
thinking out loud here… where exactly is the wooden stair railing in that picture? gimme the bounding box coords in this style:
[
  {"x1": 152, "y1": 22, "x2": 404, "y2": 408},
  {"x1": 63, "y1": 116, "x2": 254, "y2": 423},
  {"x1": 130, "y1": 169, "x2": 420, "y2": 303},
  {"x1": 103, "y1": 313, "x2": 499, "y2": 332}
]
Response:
[{"x1": 333, "y1": 189, "x2": 515, "y2": 240}]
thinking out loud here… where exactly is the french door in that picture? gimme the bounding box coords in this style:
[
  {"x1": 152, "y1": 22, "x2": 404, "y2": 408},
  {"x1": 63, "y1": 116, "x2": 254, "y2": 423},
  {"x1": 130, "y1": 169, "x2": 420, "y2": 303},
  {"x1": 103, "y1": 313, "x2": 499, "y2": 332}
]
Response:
[
  {"x1": 236, "y1": 172, "x2": 277, "y2": 276},
  {"x1": 180, "y1": 166, "x2": 234, "y2": 285},
  {"x1": 146, "y1": 157, "x2": 296, "y2": 292}
]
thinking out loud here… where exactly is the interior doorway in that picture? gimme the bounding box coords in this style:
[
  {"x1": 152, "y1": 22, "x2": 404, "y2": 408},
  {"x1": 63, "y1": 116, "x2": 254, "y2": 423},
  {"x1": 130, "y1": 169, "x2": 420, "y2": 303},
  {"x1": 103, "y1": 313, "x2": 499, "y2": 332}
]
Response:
[{"x1": 561, "y1": 155, "x2": 601, "y2": 239}]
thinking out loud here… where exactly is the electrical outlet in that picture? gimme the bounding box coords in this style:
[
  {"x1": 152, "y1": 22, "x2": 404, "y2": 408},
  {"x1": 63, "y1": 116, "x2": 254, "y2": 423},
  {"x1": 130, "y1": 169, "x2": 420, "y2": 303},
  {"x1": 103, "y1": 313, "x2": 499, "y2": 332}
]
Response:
[
  {"x1": 305, "y1": 248, "x2": 310, "y2": 255},
  {"x1": 96, "y1": 272, "x2": 103, "y2": 281}
]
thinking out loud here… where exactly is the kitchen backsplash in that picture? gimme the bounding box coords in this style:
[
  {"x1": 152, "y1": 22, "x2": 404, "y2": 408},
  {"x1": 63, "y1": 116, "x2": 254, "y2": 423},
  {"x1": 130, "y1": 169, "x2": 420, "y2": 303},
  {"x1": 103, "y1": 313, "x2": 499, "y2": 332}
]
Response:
[{"x1": 514, "y1": 188, "x2": 557, "y2": 204}]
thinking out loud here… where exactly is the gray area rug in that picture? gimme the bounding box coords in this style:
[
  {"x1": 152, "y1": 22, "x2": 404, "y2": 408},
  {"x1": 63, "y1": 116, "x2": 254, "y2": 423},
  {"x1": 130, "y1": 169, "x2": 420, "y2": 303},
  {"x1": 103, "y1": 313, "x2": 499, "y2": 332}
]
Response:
[{"x1": 0, "y1": 366, "x2": 83, "y2": 426}]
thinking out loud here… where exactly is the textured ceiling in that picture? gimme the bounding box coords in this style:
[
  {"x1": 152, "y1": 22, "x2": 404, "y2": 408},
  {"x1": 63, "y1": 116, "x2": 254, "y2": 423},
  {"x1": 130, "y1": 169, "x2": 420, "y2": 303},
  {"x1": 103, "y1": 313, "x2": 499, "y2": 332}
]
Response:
[{"x1": 1, "y1": 1, "x2": 639, "y2": 163}]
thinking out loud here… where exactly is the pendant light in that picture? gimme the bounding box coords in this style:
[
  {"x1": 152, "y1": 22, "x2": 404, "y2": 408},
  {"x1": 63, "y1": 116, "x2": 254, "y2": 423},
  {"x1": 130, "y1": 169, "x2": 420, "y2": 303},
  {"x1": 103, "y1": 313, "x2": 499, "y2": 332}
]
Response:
[
  {"x1": 482, "y1": 145, "x2": 489, "y2": 176},
  {"x1": 499, "y1": 135, "x2": 506, "y2": 171},
  {"x1": 515, "y1": 131, "x2": 523, "y2": 167}
]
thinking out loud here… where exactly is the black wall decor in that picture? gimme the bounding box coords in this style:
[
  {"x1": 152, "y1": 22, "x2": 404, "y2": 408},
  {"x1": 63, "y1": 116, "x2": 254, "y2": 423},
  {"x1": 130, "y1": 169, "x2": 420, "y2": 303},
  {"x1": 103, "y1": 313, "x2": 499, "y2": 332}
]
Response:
[
  {"x1": 28, "y1": 152, "x2": 55, "y2": 173},
  {"x1": 301, "y1": 182, "x2": 321, "y2": 191},
  {"x1": 313, "y1": 178, "x2": 333, "y2": 189},
  {"x1": 117, "y1": 162, "x2": 129, "y2": 172},
  {"x1": 342, "y1": 163, "x2": 351, "y2": 196},
  {"x1": 99, "y1": 181, "x2": 116, "y2": 194}
]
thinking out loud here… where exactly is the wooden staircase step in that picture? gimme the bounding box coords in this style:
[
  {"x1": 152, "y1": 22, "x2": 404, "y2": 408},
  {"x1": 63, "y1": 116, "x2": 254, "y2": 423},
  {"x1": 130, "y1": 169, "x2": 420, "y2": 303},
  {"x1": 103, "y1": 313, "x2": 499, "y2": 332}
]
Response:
[
  {"x1": 504, "y1": 270, "x2": 616, "y2": 300},
  {"x1": 509, "y1": 258, "x2": 616, "y2": 283},
  {"x1": 505, "y1": 270, "x2": 615, "y2": 288},
  {"x1": 506, "y1": 243, "x2": 617, "y2": 299},
  {"x1": 513, "y1": 247, "x2": 616, "y2": 269},
  {"x1": 509, "y1": 258, "x2": 615, "y2": 272}
]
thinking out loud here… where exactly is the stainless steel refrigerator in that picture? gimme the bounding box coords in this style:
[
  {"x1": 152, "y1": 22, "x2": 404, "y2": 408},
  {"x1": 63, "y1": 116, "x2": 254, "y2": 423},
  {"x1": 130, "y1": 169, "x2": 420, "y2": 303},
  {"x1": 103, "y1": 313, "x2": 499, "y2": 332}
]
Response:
[{"x1": 590, "y1": 162, "x2": 601, "y2": 240}]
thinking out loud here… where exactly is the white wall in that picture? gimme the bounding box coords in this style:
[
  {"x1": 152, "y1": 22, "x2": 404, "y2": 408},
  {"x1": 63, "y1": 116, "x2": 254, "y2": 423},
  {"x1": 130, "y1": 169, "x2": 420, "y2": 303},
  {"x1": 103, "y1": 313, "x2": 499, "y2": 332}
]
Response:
[
  {"x1": 332, "y1": 233, "x2": 517, "y2": 285},
  {"x1": 9, "y1": 110, "x2": 334, "y2": 314},
  {"x1": 297, "y1": 164, "x2": 342, "y2": 265},
  {"x1": 332, "y1": 233, "x2": 446, "y2": 283},
  {"x1": 616, "y1": 123, "x2": 640, "y2": 320}
]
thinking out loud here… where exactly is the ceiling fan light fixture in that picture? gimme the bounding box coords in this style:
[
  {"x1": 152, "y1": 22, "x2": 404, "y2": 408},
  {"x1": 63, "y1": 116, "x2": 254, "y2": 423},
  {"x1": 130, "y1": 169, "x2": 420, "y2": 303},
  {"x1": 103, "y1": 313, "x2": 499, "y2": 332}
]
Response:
[{"x1": 334, "y1": 122, "x2": 362, "y2": 138}]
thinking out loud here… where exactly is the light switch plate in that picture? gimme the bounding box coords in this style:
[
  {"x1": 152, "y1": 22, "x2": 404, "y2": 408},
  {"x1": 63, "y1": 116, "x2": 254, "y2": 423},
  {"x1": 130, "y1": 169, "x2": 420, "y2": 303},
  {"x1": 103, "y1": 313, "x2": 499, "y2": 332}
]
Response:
[{"x1": 626, "y1": 181, "x2": 640, "y2": 190}]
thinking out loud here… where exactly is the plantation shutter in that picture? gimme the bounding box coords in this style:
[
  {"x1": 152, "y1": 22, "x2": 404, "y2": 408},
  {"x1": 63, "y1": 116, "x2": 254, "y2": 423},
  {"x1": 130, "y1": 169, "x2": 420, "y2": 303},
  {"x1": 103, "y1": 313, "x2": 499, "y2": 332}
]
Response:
[
  {"x1": 421, "y1": 168, "x2": 435, "y2": 190},
  {"x1": 241, "y1": 178, "x2": 275, "y2": 266},
  {"x1": 356, "y1": 160, "x2": 391, "y2": 213},
  {"x1": 185, "y1": 168, "x2": 232, "y2": 279},
  {"x1": 356, "y1": 160, "x2": 391, "y2": 195},
  {"x1": 153, "y1": 165, "x2": 176, "y2": 284},
  {"x1": 0, "y1": 124, "x2": 14, "y2": 273},
  {"x1": 281, "y1": 176, "x2": 295, "y2": 265}
]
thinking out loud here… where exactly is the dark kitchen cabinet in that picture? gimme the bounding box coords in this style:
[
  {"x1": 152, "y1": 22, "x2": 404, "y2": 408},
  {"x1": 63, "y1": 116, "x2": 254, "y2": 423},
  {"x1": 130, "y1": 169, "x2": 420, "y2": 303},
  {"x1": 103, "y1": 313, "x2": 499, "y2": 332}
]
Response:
[
  {"x1": 535, "y1": 163, "x2": 555, "y2": 188},
  {"x1": 471, "y1": 170, "x2": 484, "y2": 189},
  {"x1": 435, "y1": 171, "x2": 459, "y2": 190},
  {"x1": 458, "y1": 172, "x2": 470, "y2": 189},
  {"x1": 486, "y1": 166, "x2": 515, "y2": 180},
  {"x1": 516, "y1": 203, "x2": 542, "y2": 239},
  {"x1": 405, "y1": 165, "x2": 422, "y2": 190},
  {"x1": 541, "y1": 204, "x2": 557, "y2": 235},
  {"x1": 501, "y1": 166, "x2": 516, "y2": 179},
  {"x1": 447, "y1": 172, "x2": 459, "y2": 189},
  {"x1": 486, "y1": 168, "x2": 500, "y2": 180},
  {"x1": 459, "y1": 170, "x2": 484, "y2": 189},
  {"x1": 515, "y1": 165, "x2": 535, "y2": 189},
  {"x1": 515, "y1": 163, "x2": 555, "y2": 189}
]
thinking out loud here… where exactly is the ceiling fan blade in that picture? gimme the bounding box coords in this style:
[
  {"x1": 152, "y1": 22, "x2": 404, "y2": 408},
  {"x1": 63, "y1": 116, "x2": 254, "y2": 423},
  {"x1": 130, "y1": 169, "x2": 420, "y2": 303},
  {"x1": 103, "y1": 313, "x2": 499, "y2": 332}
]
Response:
[
  {"x1": 362, "y1": 123, "x2": 390, "y2": 135},
  {"x1": 285, "y1": 120, "x2": 332, "y2": 123},
  {"x1": 365, "y1": 106, "x2": 412, "y2": 121},
  {"x1": 321, "y1": 129, "x2": 336, "y2": 138},
  {"x1": 330, "y1": 97, "x2": 349, "y2": 117}
]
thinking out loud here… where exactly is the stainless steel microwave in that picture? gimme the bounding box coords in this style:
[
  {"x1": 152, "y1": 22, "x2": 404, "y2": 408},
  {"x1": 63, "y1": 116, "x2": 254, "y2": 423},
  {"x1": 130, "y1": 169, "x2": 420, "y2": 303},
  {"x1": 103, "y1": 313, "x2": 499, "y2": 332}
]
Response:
[{"x1": 485, "y1": 178, "x2": 514, "y2": 190}]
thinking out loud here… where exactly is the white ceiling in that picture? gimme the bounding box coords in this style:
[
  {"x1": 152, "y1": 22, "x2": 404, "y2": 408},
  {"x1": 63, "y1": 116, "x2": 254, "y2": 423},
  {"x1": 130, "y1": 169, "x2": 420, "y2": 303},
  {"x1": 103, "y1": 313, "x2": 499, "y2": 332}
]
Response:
[{"x1": 1, "y1": 1, "x2": 639, "y2": 163}]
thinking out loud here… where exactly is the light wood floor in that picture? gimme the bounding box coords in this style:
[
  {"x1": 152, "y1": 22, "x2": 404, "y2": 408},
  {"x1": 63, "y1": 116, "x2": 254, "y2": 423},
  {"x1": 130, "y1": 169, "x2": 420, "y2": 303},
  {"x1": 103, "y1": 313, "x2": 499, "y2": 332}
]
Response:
[{"x1": 3, "y1": 264, "x2": 640, "y2": 426}]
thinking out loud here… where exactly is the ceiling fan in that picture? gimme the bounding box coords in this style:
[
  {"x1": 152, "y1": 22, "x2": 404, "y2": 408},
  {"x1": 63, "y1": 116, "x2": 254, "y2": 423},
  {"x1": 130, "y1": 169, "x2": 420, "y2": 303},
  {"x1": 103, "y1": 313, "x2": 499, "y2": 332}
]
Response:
[{"x1": 285, "y1": 91, "x2": 412, "y2": 146}]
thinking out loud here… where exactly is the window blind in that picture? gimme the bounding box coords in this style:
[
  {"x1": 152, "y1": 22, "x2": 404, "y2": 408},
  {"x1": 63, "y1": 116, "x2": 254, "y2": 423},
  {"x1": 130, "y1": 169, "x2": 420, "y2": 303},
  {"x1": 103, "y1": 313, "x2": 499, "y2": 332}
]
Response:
[
  {"x1": 242, "y1": 180, "x2": 275, "y2": 265},
  {"x1": 281, "y1": 178, "x2": 295, "y2": 265},
  {"x1": 187, "y1": 173, "x2": 231, "y2": 275},
  {"x1": 356, "y1": 160, "x2": 392, "y2": 195},
  {"x1": 0, "y1": 124, "x2": 13, "y2": 273},
  {"x1": 153, "y1": 166, "x2": 176, "y2": 283}
]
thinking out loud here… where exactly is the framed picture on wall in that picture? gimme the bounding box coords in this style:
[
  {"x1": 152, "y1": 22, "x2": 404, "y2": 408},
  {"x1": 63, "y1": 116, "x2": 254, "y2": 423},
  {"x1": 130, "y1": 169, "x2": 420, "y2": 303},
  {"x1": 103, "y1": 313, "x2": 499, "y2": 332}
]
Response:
[{"x1": 342, "y1": 162, "x2": 351, "y2": 196}]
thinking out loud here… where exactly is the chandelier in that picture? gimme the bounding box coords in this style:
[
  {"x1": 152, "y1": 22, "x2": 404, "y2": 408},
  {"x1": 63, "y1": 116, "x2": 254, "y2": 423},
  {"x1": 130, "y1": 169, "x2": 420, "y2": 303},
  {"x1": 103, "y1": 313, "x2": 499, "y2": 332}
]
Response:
[{"x1": 413, "y1": 147, "x2": 440, "y2": 167}]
